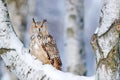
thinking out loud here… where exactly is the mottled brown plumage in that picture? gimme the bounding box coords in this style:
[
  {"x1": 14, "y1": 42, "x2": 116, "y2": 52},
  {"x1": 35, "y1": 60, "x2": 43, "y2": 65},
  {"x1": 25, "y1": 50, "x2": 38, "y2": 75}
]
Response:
[{"x1": 29, "y1": 18, "x2": 62, "y2": 70}]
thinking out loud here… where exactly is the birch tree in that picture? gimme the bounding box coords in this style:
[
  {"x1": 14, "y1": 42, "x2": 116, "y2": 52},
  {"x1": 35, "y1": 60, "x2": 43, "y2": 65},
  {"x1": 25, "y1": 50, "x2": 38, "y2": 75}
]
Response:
[
  {"x1": 64, "y1": 0, "x2": 85, "y2": 75},
  {"x1": 91, "y1": 0, "x2": 120, "y2": 80},
  {"x1": 0, "y1": 0, "x2": 28, "y2": 80},
  {"x1": 0, "y1": 0, "x2": 95, "y2": 80}
]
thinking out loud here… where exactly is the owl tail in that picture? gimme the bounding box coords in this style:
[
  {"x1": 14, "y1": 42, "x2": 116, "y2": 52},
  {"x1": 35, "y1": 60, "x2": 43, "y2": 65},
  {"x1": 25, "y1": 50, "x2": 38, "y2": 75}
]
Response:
[{"x1": 51, "y1": 57, "x2": 62, "y2": 70}]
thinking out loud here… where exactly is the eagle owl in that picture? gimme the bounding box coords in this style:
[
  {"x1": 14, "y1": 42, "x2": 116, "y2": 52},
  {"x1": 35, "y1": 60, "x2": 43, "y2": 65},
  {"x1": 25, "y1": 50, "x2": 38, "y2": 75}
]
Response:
[{"x1": 29, "y1": 18, "x2": 62, "y2": 70}]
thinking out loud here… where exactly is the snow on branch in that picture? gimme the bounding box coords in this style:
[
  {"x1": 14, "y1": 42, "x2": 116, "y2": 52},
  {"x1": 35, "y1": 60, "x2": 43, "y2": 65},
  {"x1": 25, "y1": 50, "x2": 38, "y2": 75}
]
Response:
[{"x1": 0, "y1": 0, "x2": 94, "y2": 80}]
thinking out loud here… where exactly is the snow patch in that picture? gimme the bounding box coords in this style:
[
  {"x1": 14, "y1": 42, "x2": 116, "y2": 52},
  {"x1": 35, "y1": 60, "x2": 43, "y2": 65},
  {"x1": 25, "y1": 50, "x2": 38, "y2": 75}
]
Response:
[{"x1": 43, "y1": 65, "x2": 95, "y2": 80}]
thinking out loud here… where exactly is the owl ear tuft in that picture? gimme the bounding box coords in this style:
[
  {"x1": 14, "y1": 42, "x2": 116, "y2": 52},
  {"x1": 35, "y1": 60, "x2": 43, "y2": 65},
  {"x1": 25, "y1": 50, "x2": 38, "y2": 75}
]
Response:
[
  {"x1": 43, "y1": 19, "x2": 47, "y2": 22},
  {"x1": 41, "y1": 19, "x2": 47, "y2": 28},
  {"x1": 32, "y1": 18, "x2": 36, "y2": 24},
  {"x1": 32, "y1": 18, "x2": 38, "y2": 28}
]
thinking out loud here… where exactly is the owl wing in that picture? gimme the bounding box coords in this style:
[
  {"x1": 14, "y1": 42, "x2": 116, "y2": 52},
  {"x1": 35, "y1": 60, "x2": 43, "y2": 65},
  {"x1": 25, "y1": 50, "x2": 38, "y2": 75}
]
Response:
[{"x1": 41, "y1": 35, "x2": 62, "y2": 69}]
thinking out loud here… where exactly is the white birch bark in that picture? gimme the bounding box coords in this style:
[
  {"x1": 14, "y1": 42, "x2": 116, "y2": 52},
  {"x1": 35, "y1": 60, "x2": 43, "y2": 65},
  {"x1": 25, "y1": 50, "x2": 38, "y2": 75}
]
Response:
[
  {"x1": 0, "y1": 1, "x2": 28, "y2": 80},
  {"x1": 91, "y1": 0, "x2": 120, "y2": 80},
  {"x1": 64, "y1": 0, "x2": 85, "y2": 75},
  {"x1": 0, "y1": 0, "x2": 95, "y2": 80}
]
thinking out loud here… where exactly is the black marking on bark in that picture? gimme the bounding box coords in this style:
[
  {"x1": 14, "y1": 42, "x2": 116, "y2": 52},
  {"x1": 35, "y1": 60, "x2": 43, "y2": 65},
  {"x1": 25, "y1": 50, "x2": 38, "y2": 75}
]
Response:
[
  {"x1": 90, "y1": 34, "x2": 97, "y2": 51},
  {"x1": 99, "y1": 21, "x2": 115, "y2": 37},
  {"x1": 69, "y1": 14, "x2": 76, "y2": 20},
  {"x1": 7, "y1": 13, "x2": 9, "y2": 18},
  {"x1": 1, "y1": 20, "x2": 10, "y2": 22},
  {"x1": 90, "y1": 34, "x2": 104, "y2": 58},
  {"x1": 96, "y1": 38, "x2": 104, "y2": 58},
  {"x1": 97, "y1": 44, "x2": 119, "y2": 72},
  {"x1": 26, "y1": 68, "x2": 32, "y2": 78},
  {"x1": 99, "y1": 16, "x2": 102, "y2": 26},
  {"x1": 1, "y1": 0, "x2": 4, "y2": 3},
  {"x1": 6, "y1": 65, "x2": 11, "y2": 71},
  {"x1": 0, "y1": 48, "x2": 15, "y2": 54},
  {"x1": 4, "y1": 3, "x2": 7, "y2": 7},
  {"x1": 67, "y1": 28, "x2": 75, "y2": 37},
  {"x1": 118, "y1": 34, "x2": 120, "y2": 78},
  {"x1": 11, "y1": 63, "x2": 16, "y2": 70},
  {"x1": 118, "y1": 36, "x2": 120, "y2": 55},
  {"x1": 48, "y1": 78, "x2": 50, "y2": 80},
  {"x1": 41, "y1": 75, "x2": 46, "y2": 80}
]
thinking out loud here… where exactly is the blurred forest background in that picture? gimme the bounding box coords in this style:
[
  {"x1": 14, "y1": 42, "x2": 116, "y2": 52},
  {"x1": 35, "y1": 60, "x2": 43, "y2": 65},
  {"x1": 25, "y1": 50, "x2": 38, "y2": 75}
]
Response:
[{"x1": 0, "y1": 0, "x2": 102, "y2": 80}]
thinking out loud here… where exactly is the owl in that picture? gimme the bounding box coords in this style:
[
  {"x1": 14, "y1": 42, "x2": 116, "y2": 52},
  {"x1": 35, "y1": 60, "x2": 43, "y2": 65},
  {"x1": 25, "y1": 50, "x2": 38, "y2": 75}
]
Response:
[{"x1": 29, "y1": 18, "x2": 62, "y2": 70}]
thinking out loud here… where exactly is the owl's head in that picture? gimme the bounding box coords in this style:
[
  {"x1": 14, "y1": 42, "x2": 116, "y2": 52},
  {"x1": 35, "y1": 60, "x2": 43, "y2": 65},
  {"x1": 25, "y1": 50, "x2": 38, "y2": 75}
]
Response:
[{"x1": 31, "y1": 18, "x2": 48, "y2": 36}]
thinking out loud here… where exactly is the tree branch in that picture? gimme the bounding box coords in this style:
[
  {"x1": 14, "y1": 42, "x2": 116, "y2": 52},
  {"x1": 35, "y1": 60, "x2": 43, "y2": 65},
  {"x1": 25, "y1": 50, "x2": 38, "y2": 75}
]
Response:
[{"x1": 0, "y1": 0, "x2": 95, "y2": 80}]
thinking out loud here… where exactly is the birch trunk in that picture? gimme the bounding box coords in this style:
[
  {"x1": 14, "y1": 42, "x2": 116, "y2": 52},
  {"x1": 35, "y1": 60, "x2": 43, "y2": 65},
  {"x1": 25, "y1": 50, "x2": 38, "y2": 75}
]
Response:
[
  {"x1": 0, "y1": 0, "x2": 95, "y2": 80},
  {"x1": 91, "y1": 0, "x2": 120, "y2": 80},
  {"x1": 0, "y1": 1, "x2": 28, "y2": 80},
  {"x1": 64, "y1": 0, "x2": 85, "y2": 75}
]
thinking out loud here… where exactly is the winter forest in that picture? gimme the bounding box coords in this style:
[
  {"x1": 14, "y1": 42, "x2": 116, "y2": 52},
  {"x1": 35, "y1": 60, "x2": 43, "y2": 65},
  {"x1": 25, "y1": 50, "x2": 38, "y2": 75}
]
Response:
[{"x1": 0, "y1": 0, "x2": 120, "y2": 80}]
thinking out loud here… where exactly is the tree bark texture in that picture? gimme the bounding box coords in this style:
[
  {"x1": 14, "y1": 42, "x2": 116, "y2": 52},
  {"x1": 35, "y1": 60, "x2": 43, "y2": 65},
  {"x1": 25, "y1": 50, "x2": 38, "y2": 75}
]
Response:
[
  {"x1": 0, "y1": 0, "x2": 94, "y2": 80},
  {"x1": 0, "y1": 0, "x2": 28, "y2": 80},
  {"x1": 91, "y1": 0, "x2": 120, "y2": 80},
  {"x1": 64, "y1": 0, "x2": 85, "y2": 75}
]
